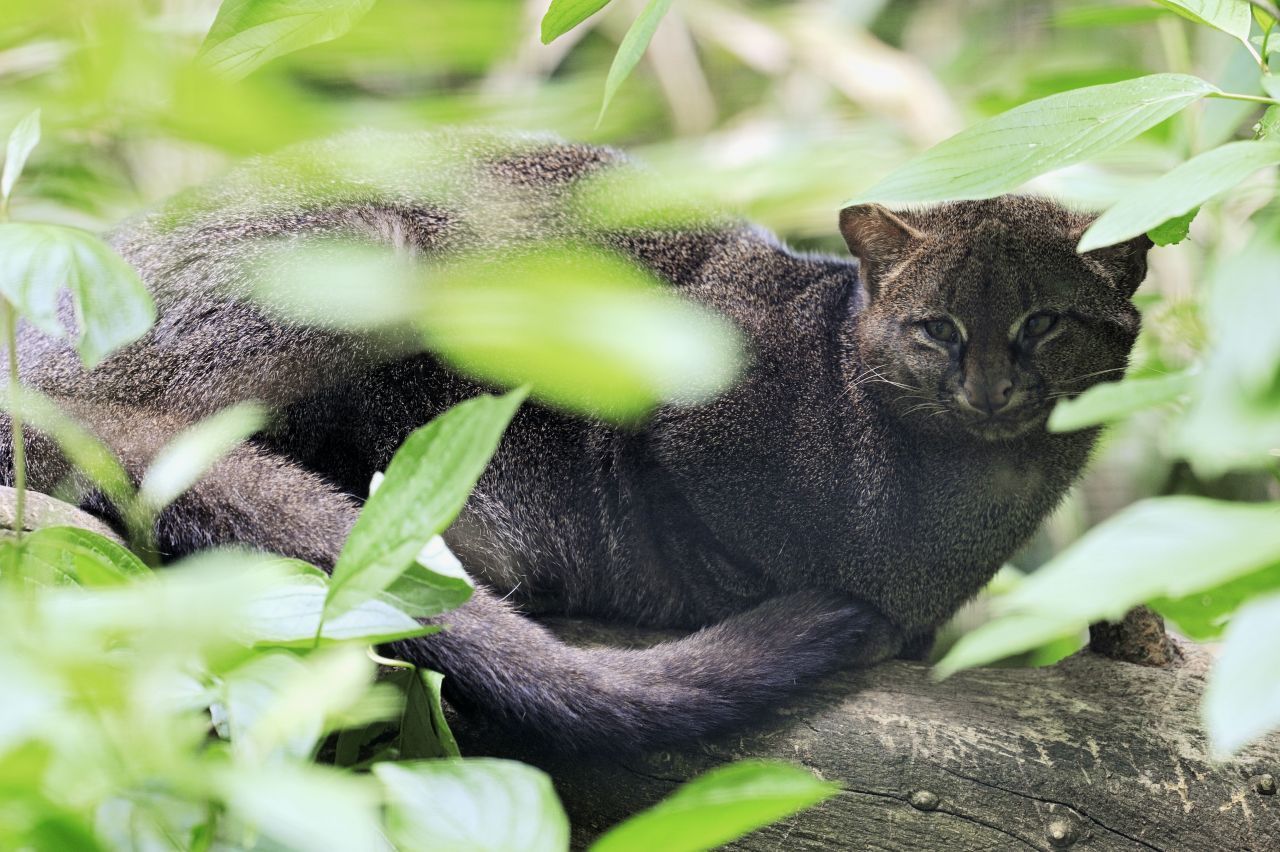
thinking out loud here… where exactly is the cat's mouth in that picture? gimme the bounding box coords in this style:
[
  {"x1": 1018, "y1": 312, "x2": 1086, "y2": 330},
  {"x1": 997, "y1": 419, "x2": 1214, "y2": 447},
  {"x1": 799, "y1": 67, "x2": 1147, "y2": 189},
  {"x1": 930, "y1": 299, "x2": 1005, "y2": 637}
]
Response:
[{"x1": 957, "y1": 407, "x2": 1045, "y2": 440}]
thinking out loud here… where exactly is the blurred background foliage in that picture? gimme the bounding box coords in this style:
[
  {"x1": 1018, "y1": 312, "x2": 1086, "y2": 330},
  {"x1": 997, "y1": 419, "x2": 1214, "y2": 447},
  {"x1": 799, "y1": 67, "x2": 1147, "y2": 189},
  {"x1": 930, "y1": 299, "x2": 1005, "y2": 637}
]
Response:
[{"x1": 2, "y1": 0, "x2": 1278, "y2": 726}]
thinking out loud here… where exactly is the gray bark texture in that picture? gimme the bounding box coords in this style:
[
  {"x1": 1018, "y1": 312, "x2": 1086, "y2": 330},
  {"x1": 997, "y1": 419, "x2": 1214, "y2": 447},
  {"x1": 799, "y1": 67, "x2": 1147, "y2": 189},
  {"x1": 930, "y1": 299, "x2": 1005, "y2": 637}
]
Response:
[{"x1": 6, "y1": 487, "x2": 1278, "y2": 850}]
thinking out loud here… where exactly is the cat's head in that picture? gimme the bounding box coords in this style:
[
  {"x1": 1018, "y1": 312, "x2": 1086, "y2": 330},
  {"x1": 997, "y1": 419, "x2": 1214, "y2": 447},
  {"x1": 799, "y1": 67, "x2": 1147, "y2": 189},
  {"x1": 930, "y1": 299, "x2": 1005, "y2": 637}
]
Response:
[{"x1": 839, "y1": 196, "x2": 1149, "y2": 441}]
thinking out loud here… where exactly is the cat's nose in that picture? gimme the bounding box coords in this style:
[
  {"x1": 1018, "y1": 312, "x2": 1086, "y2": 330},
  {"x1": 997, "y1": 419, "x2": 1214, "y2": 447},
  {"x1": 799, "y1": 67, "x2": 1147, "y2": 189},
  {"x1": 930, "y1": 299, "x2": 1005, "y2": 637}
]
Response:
[{"x1": 963, "y1": 378, "x2": 1014, "y2": 414}]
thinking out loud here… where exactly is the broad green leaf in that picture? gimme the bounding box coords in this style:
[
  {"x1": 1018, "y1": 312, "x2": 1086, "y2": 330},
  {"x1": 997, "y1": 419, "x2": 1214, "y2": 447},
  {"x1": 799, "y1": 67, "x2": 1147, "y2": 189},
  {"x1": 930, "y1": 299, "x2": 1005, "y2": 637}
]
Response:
[
  {"x1": 216, "y1": 763, "x2": 384, "y2": 852},
  {"x1": 392, "y1": 667, "x2": 460, "y2": 759},
  {"x1": 379, "y1": 537, "x2": 474, "y2": 619},
  {"x1": 1204, "y1": 593, "x2": 1280, "y2": 755},
  {"x1": 1152, "y1": 1, "x2": 1252, "y2": 44},
  {"x1": 852, "y1": 74, "x2": 1219, "y2": 205},
  {"x1": 1148, "y1": 207, "x2": 1199, "y2": 246},
  {"x1": 15, "y1": 526, "x2": 147, "y2": 587},
  {"x1": 245, "y1": 574, "x2": 435, "y2": 647},
  {"x1": 599, "y1": 0, "x2": 675, "y2": 124},
  {"x1": 1079, "y1": 141, "x2": 1280, "y2": 250},
  {"x1": 199, "y1": 0, "x2": 377, "y2": 80},
  {"x1": 0, "y1": 224, "x2": 155, "y2": 368},
  {"x1": 1153, "y1": 561, "x2": 1280, "y2": 639},
  {"x1": 1, "y1": 109, "x2": 40, "y2": 203},
  {"x1": 139, "y1": 403, "x2": 267, "y2": 512},
  {"x1": 375, "y1": 759, "x2": 569, "y2": 852},
  {"x1": 591, "y1": 761, "x2": 839, "y2": 852},
  {"x1": 542, "y1": 0, "x2": 612, "y2": 43},
  {"x1": 422, "y1": 248, "x2": 742, "y2": 421},
  {"x1": 936, "y1": 498, "x2": 1280, "y2": 673},
  {"x1": 1048, "y1": 369, "x2": 1195, "y2": 431},
  {"x1": 1175, "y1": 224, "x2": 1280, "y2": 475},
  {"x1": 326, "y1": 390, "x2": 523, "y2": 620}
]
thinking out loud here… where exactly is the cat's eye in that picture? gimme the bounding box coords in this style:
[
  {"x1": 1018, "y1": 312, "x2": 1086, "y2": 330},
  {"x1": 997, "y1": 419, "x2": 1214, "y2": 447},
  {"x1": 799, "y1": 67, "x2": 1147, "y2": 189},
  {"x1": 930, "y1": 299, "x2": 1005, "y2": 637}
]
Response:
[
  {"x1": 1022, "y1": 313, "x2": 1058, "y2": 338},
  {"x1": 923, "y1": 319, "x2": 959, "y2": 344}
]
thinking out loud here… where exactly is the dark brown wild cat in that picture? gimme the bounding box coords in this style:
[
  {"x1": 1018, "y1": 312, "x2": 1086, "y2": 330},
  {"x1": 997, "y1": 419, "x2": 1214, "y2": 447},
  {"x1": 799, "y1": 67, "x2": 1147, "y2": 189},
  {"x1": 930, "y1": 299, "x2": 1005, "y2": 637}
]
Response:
[{"x1": 1, "y1": 130, "x2": 1150, "y2": 751}]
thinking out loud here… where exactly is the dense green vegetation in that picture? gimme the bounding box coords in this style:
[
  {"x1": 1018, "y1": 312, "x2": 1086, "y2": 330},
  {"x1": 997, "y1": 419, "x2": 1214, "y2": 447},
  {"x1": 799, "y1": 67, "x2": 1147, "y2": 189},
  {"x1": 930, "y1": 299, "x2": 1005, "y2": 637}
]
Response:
[{"x1": 2, "y1": 0, "x2": 1279, "y2": 848}]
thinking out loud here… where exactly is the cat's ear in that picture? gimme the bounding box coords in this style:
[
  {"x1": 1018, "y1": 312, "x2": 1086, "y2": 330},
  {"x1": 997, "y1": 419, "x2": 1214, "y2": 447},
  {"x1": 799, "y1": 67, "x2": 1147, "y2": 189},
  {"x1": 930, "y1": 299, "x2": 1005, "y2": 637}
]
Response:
[
  {"x1": 839, "y1": 204, "x2": 923, "y2": 298},
  {"x1": 1078, "y1": 232, "x2": 1153, "y2": 297}
]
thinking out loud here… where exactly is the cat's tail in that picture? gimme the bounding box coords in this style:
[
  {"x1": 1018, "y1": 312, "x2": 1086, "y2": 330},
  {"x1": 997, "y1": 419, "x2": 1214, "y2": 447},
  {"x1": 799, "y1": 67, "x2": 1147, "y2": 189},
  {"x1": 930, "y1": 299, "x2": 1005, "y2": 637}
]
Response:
[
  {"x1": 1, "y1": 402, "x2": 901, "y2": 753},
  {"x1": 391, "y1": 584, "x2": 902, "y2": 753}
]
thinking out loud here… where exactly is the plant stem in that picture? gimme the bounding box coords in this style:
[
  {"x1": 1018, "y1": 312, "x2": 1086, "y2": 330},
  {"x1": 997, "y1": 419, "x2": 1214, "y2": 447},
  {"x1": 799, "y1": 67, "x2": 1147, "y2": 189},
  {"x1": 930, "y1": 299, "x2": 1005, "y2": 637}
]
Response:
[
  {"x1": 3, "y1": 299, "x2": 26, "y2": 539},
  {"x1": 1206, "y1": 91, "x2": 1280, "y2": 105}
]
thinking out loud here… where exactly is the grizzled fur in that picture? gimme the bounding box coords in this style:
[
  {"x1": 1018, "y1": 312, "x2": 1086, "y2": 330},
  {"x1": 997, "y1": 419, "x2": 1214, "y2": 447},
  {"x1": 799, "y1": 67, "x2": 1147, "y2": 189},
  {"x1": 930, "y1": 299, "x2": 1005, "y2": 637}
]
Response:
[{"x1": 1, "y1": 130, "x2": 1150, "y2": 751}]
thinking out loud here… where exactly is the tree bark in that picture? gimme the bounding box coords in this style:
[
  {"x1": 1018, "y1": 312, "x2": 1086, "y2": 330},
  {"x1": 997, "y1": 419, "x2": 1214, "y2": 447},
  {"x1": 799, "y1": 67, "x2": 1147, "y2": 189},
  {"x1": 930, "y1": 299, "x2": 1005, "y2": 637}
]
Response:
[
  {"x1": 456, "y1": 621, "x2": 1280, "y2": 851},
  {"x1": 6, "y1": 487, "x2": 1278, "y2": 850}
]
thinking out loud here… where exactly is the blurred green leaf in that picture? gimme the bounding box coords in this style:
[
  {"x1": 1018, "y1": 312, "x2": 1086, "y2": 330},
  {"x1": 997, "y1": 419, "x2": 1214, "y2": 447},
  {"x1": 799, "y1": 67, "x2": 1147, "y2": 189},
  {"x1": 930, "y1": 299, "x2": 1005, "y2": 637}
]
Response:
[
  {"x1": 422, "y1": 247, "x2": 742, "y2": 420},
  {"x1": 1175, "y1": 223, "x2": 1280, "y2": 475},
  {"x1": 1079, "y1": 141, "x2": 1280, "y2": 250},
  {"x1": 1151, "y1": 1, "x2": 1253, "y2": 45},
  {"x1": 936, "y1": 497, "x2": 1280, "y2": 674},
  {"x1": 326, "y1": 390, "x2": 523, "y2": 621},
  {"x1": 375, "y1": 759, "x2": 569, "y2": 852},
  {"x1": 852, "y1": 75, "x2": 1219, "y2": 204},
  {"x1": 14, "y1": 526, "x2": 147, "y2": 587},
  {"x1": 1052, "y1": 5, "x2": 1170, "y2": 27},
  {"x1": 1, "y1": 109, "x2": 40, "y2": 205},
  {"x1": 1148, "y1": 207, "x2": 1199, "y2": 246},
  {"x1": 599, "y1": 0, "x2": 674, "y2": 124},
  {"x1": 1048, "y1": 369, "x2": 1195, "y2": 431},
  {"x1": 139, "y1": 403, "x2": 267, "y2": 513},
  {"x1": 591, "y1": 761, "x2": 839, "y2": 852},
  {"x1": 542, "y1": 0, "x2": 612, "y2": 44},
  {"x1": 0, "y1": 224, "x2": 154, "y2": 368},
  {"x1": 199, "y1": 0, "x2": 377, "y2": 80},
  {"x1": 1153, "y1": 561, "x2": 1280, "y2": 639},
  {"x1": 1204, "y1": 593, "x2": 1280, "y2": 755},
  {"x1": 1259, "y1": 104, "x2": 1280, "y2": 138},
  {"x1": 216, "y1": 762, "x2": 384, "y2": 852},
  {"x1": 245, "y1": 574, "x2": 435, "y2": 648}
]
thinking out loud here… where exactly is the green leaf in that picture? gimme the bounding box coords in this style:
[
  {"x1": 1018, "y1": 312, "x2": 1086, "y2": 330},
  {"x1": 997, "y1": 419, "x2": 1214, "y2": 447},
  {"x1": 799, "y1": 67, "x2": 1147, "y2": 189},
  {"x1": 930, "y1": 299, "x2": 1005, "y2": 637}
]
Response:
[
  {"x1": 0, "y1": 223, "x2": 155, "y2": 368},
  {"x1": 15, "y1": 526, "x2": 147, "y2": 587},
  {"x1": 1151, "y1": 1, "x2": 1253, "y2": 45},
  {"x1": 199, "y1": 0, "x2": 377, "y2": 80},
  {"x1": 1153, "y1": 561, "x2": 1280, "y2": 639},
  {"x1": 541, "y1": 0, "x2": 612, "y2": 44},
  {"x1": 1079, "y1": 141, "x2": 1280, "y2": 251},
  {"x1": 1, "y1": 109, "x2": 40, "y2": 204},
  {"x1": 936, "y1": 498, "x2": 1280, "y2": 674},
  {"x1": 422, "y1": 247, "x2": 742, "y2": 421},
  {"x1": 392, "y1": 667, "x2": 461, "y2": 759},
  {"x1": 591, "y1": 761, "x2": 839, "y2": 852},
  {"x1": 374, "y1": 759, "x2": 569, "y2": 852},
  {"x1": 325, "y1": 389, "x2": 523, "y2": 620},
  {"x1": 379, "y1": 537, "x2": 474, "y2": 620},
  {"x1": 1204, "y1": 593, "x2": 1280, "y2": 755},
  {"x1": 1147, "y1": 207, "x2": 1199, "y2": 246},
  {"x1": 852, "y1": 74, "x2": 1219, "y2": 205},
  {"x1": 1048, "y1": 369, "x2": 1195, "y2": 431},
  {"x1": 139, "y1": 403, "x2": 267, "y2": 512},
  {"x1": 599, "y1": 0, "x2": 675, "y2": 124},
  {"x1": 244, "y1": 574, "x2": 435, "y2": 648}
]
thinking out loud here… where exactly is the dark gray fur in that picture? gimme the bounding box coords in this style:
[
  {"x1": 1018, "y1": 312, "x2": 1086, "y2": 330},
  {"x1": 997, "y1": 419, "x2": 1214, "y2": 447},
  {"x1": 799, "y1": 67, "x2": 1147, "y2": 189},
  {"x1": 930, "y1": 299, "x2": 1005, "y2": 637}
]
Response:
[{"x1": 1, "y1": 129, "x2": 1149, "y2": 752}]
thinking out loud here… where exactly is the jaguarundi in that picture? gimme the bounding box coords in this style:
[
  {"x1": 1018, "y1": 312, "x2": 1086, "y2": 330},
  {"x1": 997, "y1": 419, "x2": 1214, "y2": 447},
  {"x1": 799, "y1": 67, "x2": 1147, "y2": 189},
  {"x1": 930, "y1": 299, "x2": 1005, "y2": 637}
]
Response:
[{"x1": 1, "y1": 130, "x2": 1151, "y2": 751}]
